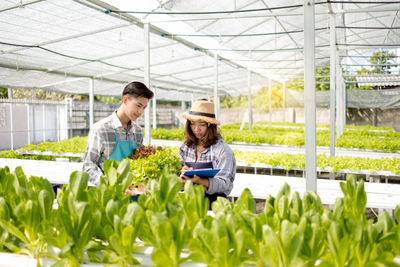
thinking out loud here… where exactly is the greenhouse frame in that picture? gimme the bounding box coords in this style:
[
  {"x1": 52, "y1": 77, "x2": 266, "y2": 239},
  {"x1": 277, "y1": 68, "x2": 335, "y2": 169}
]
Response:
[{"x1": 0, "y1": 0, "x2": 400, "y2": 266}]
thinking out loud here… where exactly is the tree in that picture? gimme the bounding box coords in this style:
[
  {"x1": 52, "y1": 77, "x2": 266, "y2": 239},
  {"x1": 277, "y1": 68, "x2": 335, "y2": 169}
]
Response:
[
  {"x1": 0, "y1": 88, "x2": 8, "y2": 98},
  {"x1": 316, "y1": 67, "x2": 330, "y2": 91},
  {"x1": 369, "y1": 50, "x2": 397, "y2": 74}
]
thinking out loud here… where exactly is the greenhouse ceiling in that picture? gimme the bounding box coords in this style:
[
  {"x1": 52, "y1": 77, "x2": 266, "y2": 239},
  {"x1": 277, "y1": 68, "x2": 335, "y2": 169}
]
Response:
[{"x1": 0, "y1": 0, "x2": 399, "y2": 100}]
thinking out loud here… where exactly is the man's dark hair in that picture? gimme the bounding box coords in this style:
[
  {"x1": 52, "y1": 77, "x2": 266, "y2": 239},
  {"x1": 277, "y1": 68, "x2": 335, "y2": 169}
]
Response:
[{"x1": 122, "y1": 81, "x2": 154, "y2": 99}]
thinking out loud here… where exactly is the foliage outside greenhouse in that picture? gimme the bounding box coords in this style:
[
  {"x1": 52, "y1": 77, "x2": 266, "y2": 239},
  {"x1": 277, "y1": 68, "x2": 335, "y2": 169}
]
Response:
[{"x1": 0, "y1": 160, "x2": 400, "y2": 266}]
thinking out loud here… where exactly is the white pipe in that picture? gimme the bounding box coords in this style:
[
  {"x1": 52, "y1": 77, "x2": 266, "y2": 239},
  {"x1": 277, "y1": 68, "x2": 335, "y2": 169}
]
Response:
[
  {"x1": 336, "y1": 52, "x2": 344, "y2": 138},
  {"x1": 67, "y1": 98, "x2": 73, "y2": 138},
  {"x1": 89, "y1": 78, "x2": 94, "y2": 129},
  {"x1": 56, "y1": 105, "x2": 59, "y2": 141},
  {"x1": 329, "y1": 14, "x2": 336, "y2": 159},
  {"x1": 329, "y1": 14, "x2": 336, "y2": 180},
  {"x1": 42, "y1": 104, "x2": 46, "y2": 142},
  {"x1": 283, "y1": 81, "x2": 286, "y2": 109},
  {"x1": 144, "y1": 22, "x2": 151, "y2": 145},
  {"x1": 8, "y1": 89, "x2": 13, "y2": 150},
  {"x1": 152, "y1": 87, "x2": 157, "y2": 130},
  {"x1": 268, "y1": 78, "x2": 272, "y2": 127},
  {"x1": 247, "y1": 69, "x2": 252, "y2": 130},
  {"x1": 304, "y1": 0, "x2": 317, "y2": 192},
  {"x1": 26, "y1": 103, "x2": 30, "y2": 145},
  {"x1": 214, "y1": 53, "x2": 219, "y2": 120}
]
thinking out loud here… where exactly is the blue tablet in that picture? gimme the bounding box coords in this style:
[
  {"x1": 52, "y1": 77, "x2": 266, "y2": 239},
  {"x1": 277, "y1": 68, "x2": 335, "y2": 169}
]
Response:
[{"x1": 184, "y1": 168, "x2": 221, "y2": 178}]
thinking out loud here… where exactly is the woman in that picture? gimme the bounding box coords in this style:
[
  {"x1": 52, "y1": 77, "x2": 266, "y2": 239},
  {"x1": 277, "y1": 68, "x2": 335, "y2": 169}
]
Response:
[{"x1": 178, "y1": 100, "x2": 236, "y2": 209}]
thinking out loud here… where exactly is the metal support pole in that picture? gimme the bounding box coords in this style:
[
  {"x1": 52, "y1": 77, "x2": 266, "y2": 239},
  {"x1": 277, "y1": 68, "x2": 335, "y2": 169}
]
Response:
[
  {"x1": 336, "y1": 52, "x2": 344, "y2": 138},
  {"x1": 32, "y1": 102, "x2": 36, "y2": 142},
  {"x1": 304, "y1": 0, "x2": 317, "y2": 192},
  {"x1": 247, "y1": 69, "x2": 252, "y2": 130},
  {"x1": 214, "y1": 53, "x2": 219, "y2": 121},
  {"x1": 42, "y1": 104, "x2": 46, "y2": 142},
  {"x1": 283, "y1": 81, "x2": 286, "y2": 109},
  {"x1": 144, "y1": 22, "x2": 151, "y2": 145},
  {"x1": 268, "y1": 78, "x2": 272, "y2": 127},
  {"x1": 57, "y1": 104, "x2": 60, "y2": 141},
  {"x1": 152, "y1": 87, "x2": 157, "y2": 130},
  {"x1": 67, "y1": 98, "x2": 73, "y2": 138},
  {"x1": 329, "y1": 13, "x2": 336, "y2": 180},
  {"x1": 8, "y1": 89, "x2": 14, "y2": 150},
  {"x1": 89, "y1": 78, "x2": 94, "y2": 129},
  {"x1": 26, "y1": 103, "x2": 30, "y2": 145}
]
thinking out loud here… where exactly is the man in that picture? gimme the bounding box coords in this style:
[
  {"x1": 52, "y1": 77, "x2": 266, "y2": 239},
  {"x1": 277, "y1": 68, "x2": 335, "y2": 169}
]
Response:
[{"x1": 83, "y1": 81, "x2": 154, "y2": 186}]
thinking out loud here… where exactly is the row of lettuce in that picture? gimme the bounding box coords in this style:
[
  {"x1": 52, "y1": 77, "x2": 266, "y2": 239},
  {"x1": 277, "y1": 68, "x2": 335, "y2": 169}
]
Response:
[
  {"x1": 2, "y1": 139, "x2": 400, "y2": 176},
  {"x1": 1, "y1": 160, "x2": 400, "y2": 266},
  {"x1": 153, "y1": 123, "x2": 400, "y2": 152},
  {"x1": 128, "y1": 148, "x2": 400, "y2": 182},
  {"x1": 1, "y1": 123, "x2": 400, "y2": 156}
]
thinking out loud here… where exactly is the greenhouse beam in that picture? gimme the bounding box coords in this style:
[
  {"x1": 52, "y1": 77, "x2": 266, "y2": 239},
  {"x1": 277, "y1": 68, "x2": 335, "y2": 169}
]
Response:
[
  {"x1": 282, "y1": 81, "x2": 286, "y2": 109},
  {"x1": 144, "y1": 22, "x2": 151, "y2": 145},
  {"x1": 214, "y1": 53, "x2": 220, "y2": 120},
  {"x1": 304, "y1": 0, "x2": 317, "y2": 192},
  {"x1": 268, "y1": 78, "x2": 272, "y2": 127},
  {"x1": 26, "y1": 104, "x2": 30, "y2": 145},
  {"x1": 329, "y1": 13, "x2": 336, "y2": 181},
  {"x1": 8, "y1": 88, "x2": 14, "y2": 150},
  {"x1": 152, "y1": 88, "x2": 157, "y2": 130},
  {"x1": 247, "y1": 69, "x2": 252, "y2": 131},
  {"x1": 89, "y1": 79, "x2": 94, "y2": 129},
  {"x1": 42, "y1": 105, "x2": 46, "y2": 142}
]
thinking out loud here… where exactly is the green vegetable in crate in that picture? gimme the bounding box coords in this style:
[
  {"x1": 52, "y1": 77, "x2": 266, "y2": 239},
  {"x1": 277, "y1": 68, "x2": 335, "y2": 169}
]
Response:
[
  {"x1": 125, "y1": 145, "x2": 165, "y2": 197},
  {"x1": 128, "y1": 144, "x2": 164, "y2": 160},
  {"x1": 129, "y1": 147, "x2": 181, "y2": 186}
]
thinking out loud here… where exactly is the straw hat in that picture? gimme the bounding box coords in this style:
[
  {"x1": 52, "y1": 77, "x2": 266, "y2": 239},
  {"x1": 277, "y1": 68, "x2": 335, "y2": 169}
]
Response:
[{"x1": 182, "y1": 100, "x2": 221, "y2": 125}]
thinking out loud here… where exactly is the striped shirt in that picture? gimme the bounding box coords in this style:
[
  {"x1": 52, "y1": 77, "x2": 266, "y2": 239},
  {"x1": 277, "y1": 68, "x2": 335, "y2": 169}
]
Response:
[
  {"x1": 83, "y1": 111, "x2": 143, "y2": 186},
  {"x1": 178, "y1": 138, "x2": 236, "y2": 196}
]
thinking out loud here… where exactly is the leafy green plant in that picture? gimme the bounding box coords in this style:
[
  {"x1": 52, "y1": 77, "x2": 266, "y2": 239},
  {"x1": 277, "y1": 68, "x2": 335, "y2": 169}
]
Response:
[
  {"x1": 101, "y1": 202, "x2": 144, "y2": 266},
  {"x1": 188, "y1": 213, "x2": 249, "y2": 267},
  {"x1": 46, "y1": 171, "x2": 101, "y2": 266},
  {"x1": 234, "y1": 150, "x2": 400, "y2": 175},
  {"x1": 321, "y1": 175, "x2": 400, "y2": 266},
  {"x1": 176, "y1": 181, "x2": 209, "y2": 233},
  {"x1": 129, "y1": 147, "x2": 181, "y2": 185},
  {"x1": 1, "y1": 163, "x2": 400, "y2": 266},
  {"x1": 0, "y1": 167, "x2": 55, "y2": 263}
]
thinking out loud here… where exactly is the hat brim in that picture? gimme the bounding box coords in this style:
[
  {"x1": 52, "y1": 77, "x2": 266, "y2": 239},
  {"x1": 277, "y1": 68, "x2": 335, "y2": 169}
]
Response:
[{"x1": 182, "y1": 113, "x2": 221, "y2": 125}]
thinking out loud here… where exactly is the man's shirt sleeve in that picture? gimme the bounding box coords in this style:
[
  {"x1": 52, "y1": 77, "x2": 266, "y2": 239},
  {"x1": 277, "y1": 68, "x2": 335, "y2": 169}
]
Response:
[{"x1": 83, "y1": 127, "x2": 104, "y2": 186}]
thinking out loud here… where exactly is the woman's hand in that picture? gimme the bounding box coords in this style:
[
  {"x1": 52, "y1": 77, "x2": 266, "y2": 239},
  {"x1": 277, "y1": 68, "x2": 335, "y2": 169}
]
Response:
[
  {"x1": 179, "y1": 165, "x2": 193, "y2": 184},
  {"x1": 192, "y1": 175, "x2": 210, "y2": 188},
  {"x1": 178, "y1": 166, "x2": 209, "y2": 189},
  {"x1": 179, "y1": 174, "x2": 210, "y2": 189},
  {"x1": 180, "y1": 165, "x2": 193, "y2": 175}
]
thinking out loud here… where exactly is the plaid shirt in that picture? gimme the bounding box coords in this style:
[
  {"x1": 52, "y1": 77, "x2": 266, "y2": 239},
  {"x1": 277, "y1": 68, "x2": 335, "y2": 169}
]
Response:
[
  {"x1": 178, "y1": 138, "x2": 236, "y2": 196},
  {"x1": 83, "y1": 111, "x2": 143, "y2": 186}
]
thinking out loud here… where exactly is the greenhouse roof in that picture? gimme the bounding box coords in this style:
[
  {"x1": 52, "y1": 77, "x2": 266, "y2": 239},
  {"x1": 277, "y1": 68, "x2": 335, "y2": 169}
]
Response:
[{"x1": 0, "y1": 0, "x2": 399, "y2": 100}]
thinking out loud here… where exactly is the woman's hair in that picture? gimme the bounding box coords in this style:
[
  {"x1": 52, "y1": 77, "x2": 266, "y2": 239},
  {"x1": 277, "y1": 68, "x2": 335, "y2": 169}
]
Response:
[{"x1": 184, "y1": 120, "x2": 221, "y2": 147}]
